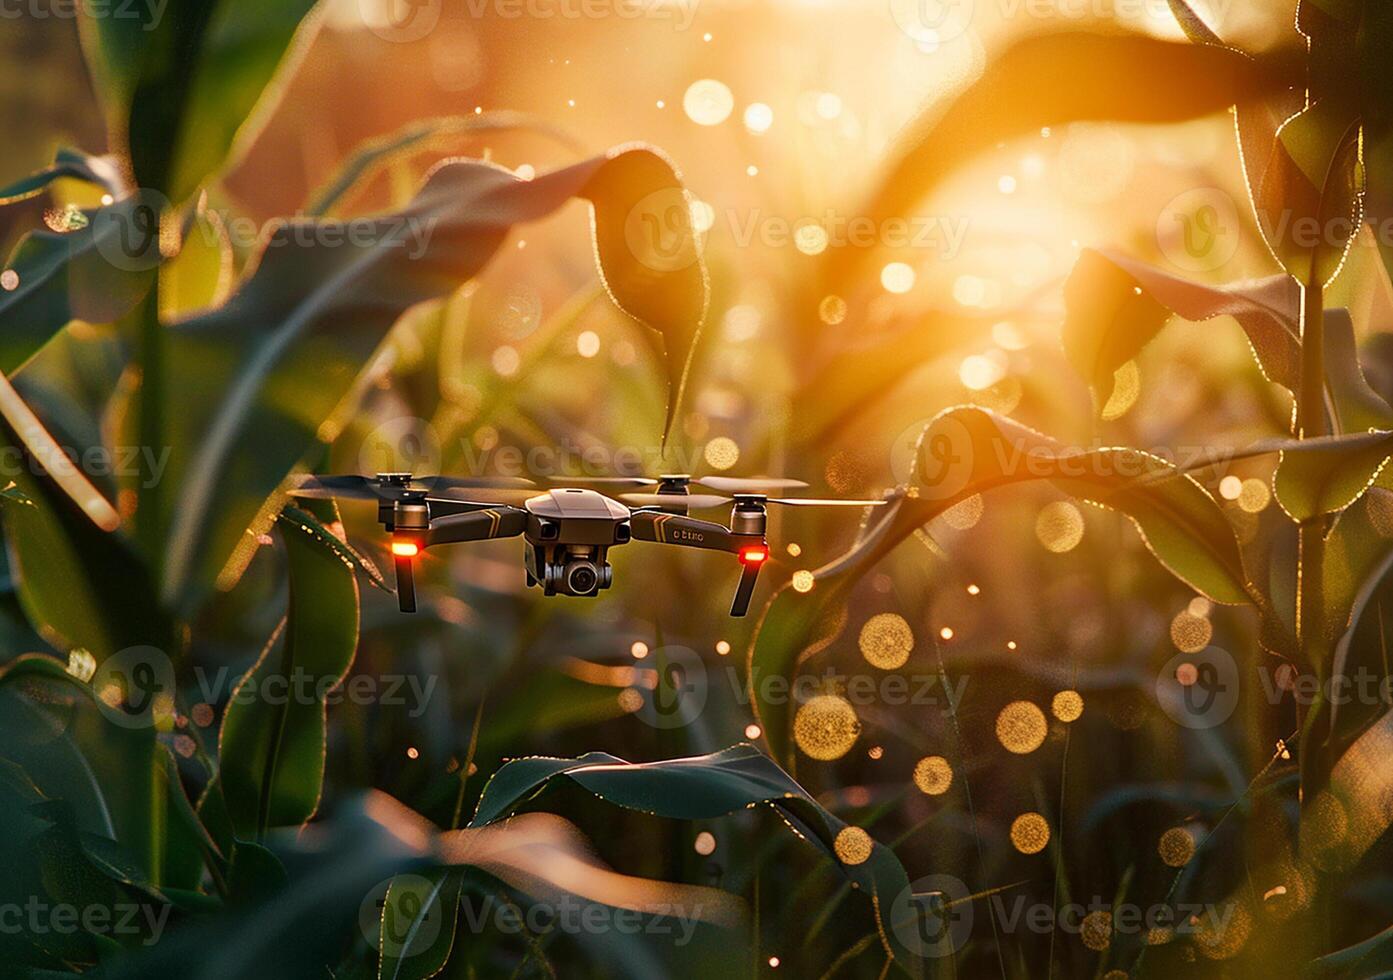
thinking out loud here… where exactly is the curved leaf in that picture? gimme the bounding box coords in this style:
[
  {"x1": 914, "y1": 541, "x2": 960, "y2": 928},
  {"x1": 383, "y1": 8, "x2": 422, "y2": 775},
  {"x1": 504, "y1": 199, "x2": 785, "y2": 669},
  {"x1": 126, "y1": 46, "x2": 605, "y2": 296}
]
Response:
[
  {"x1": 306, "y1": 112, "x2": 585, "y2": 217},
  {"x1": 0, "y1": 149, "x2": 127, "y2": 207},
  {"x1": 78, "y1": 0, "x2": 321, "y2": 201},
  {"x1": 471, "y1": 744, "x2": 920, "y2": 974},
  {"x1": 0, "y1": 433, "x2": 169, "y2": 660},
  {"x1": 0, "y1": 193, "x2": 158, "y2": 374},
  {"x1": 1274, "y1": 430, "x2": 1393, "y2": 521},
  {"x1": 1062, "y1": 247, "x2": 1300, "y2": 406},
  {"x1": 831, "y1": 31, "x2": 1283, "y2": 285},
  {"x1": 157, "y1": 147, "x2": 706, "y2": 612},
  {"x1": 215, "y1": 498, "x2": 359, "y2": 839},
  {"x1": 750, "y1": 407, "x2": 1254, "y2": 764}
]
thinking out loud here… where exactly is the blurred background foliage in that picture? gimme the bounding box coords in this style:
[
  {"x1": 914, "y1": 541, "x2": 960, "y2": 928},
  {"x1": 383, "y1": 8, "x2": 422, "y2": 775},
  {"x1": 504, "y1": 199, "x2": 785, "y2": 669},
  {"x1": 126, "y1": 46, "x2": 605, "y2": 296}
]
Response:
[{"x1": 4, "y1": 0, "x2": 1393, "y2": 977}]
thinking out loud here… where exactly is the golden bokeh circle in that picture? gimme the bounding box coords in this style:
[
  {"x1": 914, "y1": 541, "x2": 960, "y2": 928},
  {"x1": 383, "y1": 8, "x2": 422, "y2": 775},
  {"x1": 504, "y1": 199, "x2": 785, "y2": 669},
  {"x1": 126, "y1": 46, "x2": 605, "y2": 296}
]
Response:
[
  {"x1": 1158, "y1": 827, "x2": 1196, "y2": 867},
  {"x1": 1051, "y1": 690, "x2": 1084, "y2": 723},
  {"x1": 1169, "y1": 612, "x2": 1212, "y2": 653},
  {"x1": 1237, "y1": 478, "x2": 1270, "y2": 514},
  {"x1": 1010, "y1": 812, "x2": 1050, "y2": 854},
  {"x1": 1035, "y1": 501, "x2": 1084, "y2": 553},
  {"x1": 1081, "y1": 910, "x2": 1113, "y2": 951},
  {"x1": 996, "y1": 701, "x2": 1048, "y2": 754},
  {"x1": 704, "y1": 437, "x2": 740, "y2": 471},
  {"x1": 859, "y1": 612, "x2": 915, "y2": 669},
  {"x1": 913, "y1": 756, "x2": 954, "y2": 796},
  {"x1": 794, "y1": 695, "x2": 861, "y2": 761},
  {"x1": 834, "y1": 826, "x2": 874, "y2": 865},
  {"x1": 791, "y1": 570, "x2": 816, "y2": 593}
]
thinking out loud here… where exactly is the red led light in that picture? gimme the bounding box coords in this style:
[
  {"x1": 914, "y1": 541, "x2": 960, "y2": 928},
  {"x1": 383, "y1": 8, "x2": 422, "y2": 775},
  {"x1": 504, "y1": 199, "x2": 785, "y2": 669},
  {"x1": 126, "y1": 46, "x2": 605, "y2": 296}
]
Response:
[
  {"x1": 391, "y1": 540, "x2": 420, "y2": 557},
  {"x1": 740, "y1": 546, "x2": 768, "y2": 565}
]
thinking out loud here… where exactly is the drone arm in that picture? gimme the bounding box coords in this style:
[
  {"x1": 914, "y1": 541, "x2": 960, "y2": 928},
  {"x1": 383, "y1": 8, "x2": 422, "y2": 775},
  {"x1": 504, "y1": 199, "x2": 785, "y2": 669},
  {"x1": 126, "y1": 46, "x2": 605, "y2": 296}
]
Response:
[
  {"x1": 630, "y1": 511, "x2": 744, "y2": 553},
  {"x1": 389, "y1": 508, "x2": 527, "y2": 613},
  {"x1": 629, "y1": 511, "x2": 767, "y2": 617},
  {"x1": 424, "y1": 507, "x2": 528, "y2": 547}
]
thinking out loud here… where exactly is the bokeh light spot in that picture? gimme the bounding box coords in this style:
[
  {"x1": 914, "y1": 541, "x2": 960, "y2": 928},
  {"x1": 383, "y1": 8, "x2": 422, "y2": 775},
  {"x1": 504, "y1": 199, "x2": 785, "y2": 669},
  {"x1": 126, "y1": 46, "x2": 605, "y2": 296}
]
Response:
[
  {"x1": 859, "y1": 612, "x2": 914, "y2": 669},
  {"x1": 996, "y1": 701, "x2": 1047, "y2": 754},
  {"x1": 1010, "y1": 812, "x2": 1051, "y2": 854},
  {"x1": 793, "y1": 695, "x2": 860, "y2": 760},
  {"x1": 913, "y1": 755, "x2": 953, "y2": 795}
]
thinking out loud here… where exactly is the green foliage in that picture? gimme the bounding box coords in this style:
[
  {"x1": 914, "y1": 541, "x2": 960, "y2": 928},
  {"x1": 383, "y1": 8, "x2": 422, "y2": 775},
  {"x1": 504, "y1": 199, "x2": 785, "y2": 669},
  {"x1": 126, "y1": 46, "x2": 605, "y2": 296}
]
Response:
[{"x1": 78, "y1": 0, "x2": 320, "y2": 201}]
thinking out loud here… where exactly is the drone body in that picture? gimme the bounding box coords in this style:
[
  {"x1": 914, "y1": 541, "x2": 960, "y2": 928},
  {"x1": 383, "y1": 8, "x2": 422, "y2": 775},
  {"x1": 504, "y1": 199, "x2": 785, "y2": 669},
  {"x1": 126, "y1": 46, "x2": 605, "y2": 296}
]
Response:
[{"x1": 295, "y1": 472, "x2": 884, "y2": 617}]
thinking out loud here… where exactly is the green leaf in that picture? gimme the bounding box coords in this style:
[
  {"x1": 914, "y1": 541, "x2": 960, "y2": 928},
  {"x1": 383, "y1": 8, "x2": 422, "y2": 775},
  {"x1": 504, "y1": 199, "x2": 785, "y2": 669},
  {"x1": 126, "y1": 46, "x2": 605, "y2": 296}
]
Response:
[
  {"x1": 0, "y1": 655, "x2": 166, "y2": 886},
  {"x1": 1324, "y1": 308, "x2": 1393, "y2": 433},
  {"x1": 750, "y1": 407, "x2": 1254, "y2": 764},
  {"x1": 472, "y1": 744, "x2": 920, "y2": 974},
  {"x1": 78, "y1": 0, "x2": 321, "y2": 201},
  {"x1": 1062, "y1": 248, "x2": 1300, "y2": 407},
  {"x1": 377, "y1": 869, "x2": 463, "y2": 980},
  {"x1": 1253, "y1": 100, "x2": 1363, "y2": 286},
  {"x1": 155, "y1": 148, "x2": 706, "y2": 613},
  {"x1": 282, "y1": 503, "x2": 391, "y2": 594},
  {"x1": 306, "y1": 112, "x2": 584, "y2": 217},
  {"x1": 215, "y1": 498, "x2": 359, "y2": 839},
  {"x1": 831, "y1": 31, "x2": 1282, "y2": 285},
  {"x1": 0, "y1": 193, "x2": 159, "y2": 374},
  {"x1": 0, "y1": 148, "x2": 127, "y2": 206},
  {"x1": 1274, "y1": 430, "x2": 1393, "y2": 521},
  {"x1": 0, "y1": 430, "x2": 170, "y2": 660}
]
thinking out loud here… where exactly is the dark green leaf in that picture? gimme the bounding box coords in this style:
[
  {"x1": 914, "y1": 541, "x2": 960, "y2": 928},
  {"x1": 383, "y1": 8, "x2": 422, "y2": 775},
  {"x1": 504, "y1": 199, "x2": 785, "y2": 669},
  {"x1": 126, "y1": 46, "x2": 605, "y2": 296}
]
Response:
[
  {"x1": 0, "y1": 148, "x2": 127, "y2": 206},
  {"x1": 78, "y1": 0, "x2": 320, "y2": 201},
  {"x1": 472, "y1": 744, "x2": 920, "y2": 974},
  {"x1": 0, "y1": 194, "x2": 158, "y2": 374},
  {"x1": 216, "y1": 498, "x2": 359, "y2": 839}
]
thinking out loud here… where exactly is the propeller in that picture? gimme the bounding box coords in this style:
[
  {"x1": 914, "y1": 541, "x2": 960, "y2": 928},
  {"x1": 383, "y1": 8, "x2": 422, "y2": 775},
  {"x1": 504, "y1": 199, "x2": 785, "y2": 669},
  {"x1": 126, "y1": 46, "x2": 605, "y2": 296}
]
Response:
[
  {"x1": 548, "y1": 473, "x2": 811, "y2": 493},
  {"x1": 620, "y1": 493, "x2": 887, "y2": 510},
  {"x1": 543, "y1": 476, "x2": 660, "y2": 487},
  {"x1": 695, "y1": 476, "x2": 810, "y2": 493},
  {"x1": 292, "y1": 473, "x2": 534, "y2": 501},
  {"x1": 620, "y1": 493, "x2": 734, "y2": 510}
]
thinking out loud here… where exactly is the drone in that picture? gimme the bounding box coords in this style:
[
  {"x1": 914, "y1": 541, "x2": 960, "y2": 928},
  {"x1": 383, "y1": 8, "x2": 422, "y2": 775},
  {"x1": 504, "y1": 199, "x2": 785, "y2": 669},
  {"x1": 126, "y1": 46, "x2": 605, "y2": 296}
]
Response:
[{"x1": 291, "y1": 472, "x2": 886, "y2": 616}]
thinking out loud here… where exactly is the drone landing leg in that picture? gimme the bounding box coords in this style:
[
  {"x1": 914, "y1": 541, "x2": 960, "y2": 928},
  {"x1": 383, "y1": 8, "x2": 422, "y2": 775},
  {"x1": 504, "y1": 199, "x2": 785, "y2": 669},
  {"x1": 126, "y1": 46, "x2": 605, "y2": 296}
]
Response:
[
  {"x1": 730, "y1": 560, "x2": 761, "y2": 617},
  {"x1": 395, "y1": 556, "x2": 417, "y2": 613}
]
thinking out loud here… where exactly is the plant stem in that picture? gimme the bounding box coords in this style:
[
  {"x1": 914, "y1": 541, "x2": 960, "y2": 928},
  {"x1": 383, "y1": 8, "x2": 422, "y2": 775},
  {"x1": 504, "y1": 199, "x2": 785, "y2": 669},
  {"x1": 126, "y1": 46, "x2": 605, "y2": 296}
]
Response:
[
  {"x1": 135, "y1": 281, "x2": 165, "y2": 575},
  {"x1": 1297, "y1": 280, "x2": 1328, "y2": 807}
]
